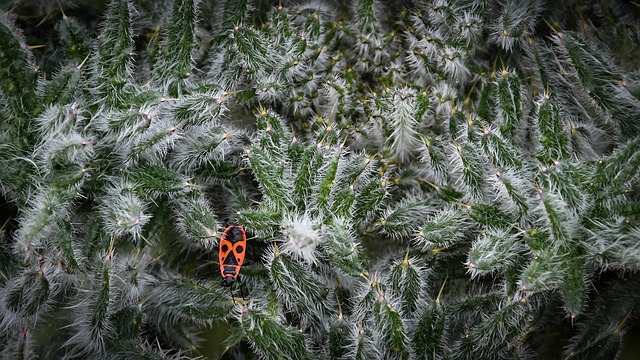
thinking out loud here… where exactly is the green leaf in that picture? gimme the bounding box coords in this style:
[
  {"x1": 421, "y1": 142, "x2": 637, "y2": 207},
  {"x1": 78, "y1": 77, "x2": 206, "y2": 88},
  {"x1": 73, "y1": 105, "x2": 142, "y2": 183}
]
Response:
[
  {"x1": 388, "y1": 253, "x2": 427, "y2": 314},
  {"x1": 99, "y1": 183, "x2": 150, "y2": 241},
  {"x1": 4, "y1": 269, "x2": 49, "y2": 317},
  {"x1": 167, "y1": 91, "x2": 227, "y2": 127},
  {"x1": 39, "y1": 64, "x2": 83, "y2": 106},
  {"x1": 558, "y1": 32, "x2": 640, "y2": 138},
  {"x1": 536, "y1": 190, "x2": 577, "y2": 248},
  {"x1": 265, "y1": 250, "x2": 331, "y2": 330},
  {"x1": 328, "y1": 317, "x2": 351, "y2": 359},
  {"x1": 111, "y1": 306, "x2": 142, "y2": 341},
  {"x1": 562, "y1": 261, "x2": 587, "y2": 318},
  {"x1": 467, "y1": 228, "x2": 524, "y2": 278},
  {"x1": 249, "y1": 147, "x2": 293, "y2": 212},
  {"x1": 0, "y1": 12, "x2": 36, "y2": 115},
  {"x1": 535, "y1": 96, "x2": 569, "y2": 162},
  {"x1": 221, "y1": 0, "x2": 249, "y2": 30},
  {"x1": 130, "y1": 164, "x2": 187, "y2": 195},
  {"x1": 353, "y1": 176, "x2": 387, "y2": 225},
  {"x1": 15, "y1": 189, "x2": 74, "y2": 250},
  {"x1": 57, "y1": 14, "x2": 92, "y2": 62},
  {"x1": 356, "y1": 272, "x2": 410, "y2": 359},
  {"x1": 494, "y1": 70, "x2": 523, "y2": 138},
  {"x1": 478, "y1": 122, "x2": 522, "y2": 168},
  {"x1": 54, "y1": 223, "x2": 80, "y2": 269},
  {"x1": 293, "y1": 147, "x2": 324, "y2": 210},
  {"x1": 372, "y1": 297, "x2": 410, "y2": 359},
  {"x1": 540, "y1": 162, "x2": 591, "y2": 215},
  {"x1": 65, "y1": 264, "x2": 115, "y2": 356},
  {"x1": 593, "y1": 137, "x2": 640, "y2": 191},
  {"x1": 238, "y1": 208, "x2": 282, "y2": 240},
  {"x1": 230, "y1": 26, "x2": 274, "y2": 75},
  {"x1": 490, "y1": 169, "x2": 530, "y2": 215},
  {"x1": 519, "y1": 247, "x2": 566, "y2": 292},
  {"x1": 173, "y1": 192, "x2": 218, "y2": 246},
  {"x1": 38, "y1": 132, "x2": 93, "y2": 168},
  {"x1": 417, "y1": 134, "x2": 450, "y2": 184},
  {"x1": 126, "y1": 119, "x2": 180, "y2": 165},
  {"x1": 320, "y1": 219, "x2": 368, "y2": 276},
  {"x1": 563, "y1": 276, "x2": 640, "y2": 360},
  {"x1": 95, "y1": 0, "x2": 136, "y2": 107},
  {"x1": 233, "y1": 306, "x2": 312, "y2": 360},
  {"x1": 491, "y1": 0, "x2": 541, "y2": 52},
  {"x1": 584, "y1": 218, "x2": 640, "y2": 269},
  {"x1": 374, "y1": 199, "x2": 432, "y2": 241},
  {"x1": 314, "y1": 150, "x2": 340, "y2": 218},
  {"x1": 50, "y1": 165, "x2": 88, "y2": 192},
  {"x1": 152, "y1": 0, "x2": 199, "y2": 96},
  {"x1": 452, "y1": 301, "x2": 533, "y2": 359},
  {"x1": 143, "y1": 277, "x2": 230, "y2": 347},
  {"x1": 413, "y1": 304, "x2": 447, "y2": 360},
  {"x1": 414, "y1": 207, "x2": 473, "y2": 250},
  {"x1": 347, "y1": 322, "x2": 382, "y2": 360},
  {"x1": 450, "y1": 140, "x2": 486, "y2": 199},
  {"x1": 386, "y1": 87, "x2": 420, "y2": 163},
  {"x1": 469, "y1": 203, "x2": 515, "y2": 227}
]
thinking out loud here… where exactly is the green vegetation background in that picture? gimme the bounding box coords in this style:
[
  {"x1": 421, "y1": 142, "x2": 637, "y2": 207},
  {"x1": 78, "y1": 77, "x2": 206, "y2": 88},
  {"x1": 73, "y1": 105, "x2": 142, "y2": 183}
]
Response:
[{"x1": 1, "y1": 0, "x2": 640, "y2": 359}]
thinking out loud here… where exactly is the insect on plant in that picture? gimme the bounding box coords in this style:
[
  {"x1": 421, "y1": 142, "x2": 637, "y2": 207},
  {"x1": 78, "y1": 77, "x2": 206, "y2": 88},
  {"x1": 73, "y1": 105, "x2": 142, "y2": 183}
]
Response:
[{"x1": 218, "y1": 225, "x2": 248, "y2": 301}]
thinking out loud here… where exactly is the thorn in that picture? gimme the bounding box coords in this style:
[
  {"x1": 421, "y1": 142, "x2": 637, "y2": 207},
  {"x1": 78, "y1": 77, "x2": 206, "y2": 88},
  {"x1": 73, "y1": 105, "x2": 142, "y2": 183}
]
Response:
[
  {"x1": 35, "y1": 11, "x2": 53, "y2": 28},
  {"x1": 543, "y1": 18, "x2": 562, "y2": 36},
  {"x1": 491, "y1": 56, "x2": 498, "y2": 78},
  {"x1": 436, "y1": 277, "x2": 447, "y2": 305},
  {"x1": 613, "y1": 307, "x2": 634, "y2": 335},
  {"x1": 402, "y1": 249, "x2": 410, "y2": 266},
  {"x1": 216, "y1": 91, "x2": 235, "y2": 104},
  {"x1": 58, "y1": 1, "x2": 67, "y2": 19},
  {"x1": 336, "y1": 294, "x2": 343, "y2": 320},
  {"x1": 106, "y1": 235, "x2": 116, "y2": 262},
  {"x1": 76, "y1": 52, "x2": 91, "y2": 71},
  {"x1": 146, "y1": 26, "x2": 161, "y2": 50}
]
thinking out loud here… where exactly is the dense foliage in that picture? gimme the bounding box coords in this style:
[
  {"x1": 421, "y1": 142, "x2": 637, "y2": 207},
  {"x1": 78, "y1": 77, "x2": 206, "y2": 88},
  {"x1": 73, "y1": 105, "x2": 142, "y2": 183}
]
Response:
[{"x1": 1, "y1": 0, "x2": 640, "y2": 359}]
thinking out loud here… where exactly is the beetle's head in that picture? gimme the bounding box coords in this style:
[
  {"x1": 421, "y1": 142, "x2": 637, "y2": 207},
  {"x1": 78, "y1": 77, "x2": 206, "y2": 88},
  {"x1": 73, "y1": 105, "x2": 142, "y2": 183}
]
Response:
[{"x1": 221, "y1": 277, "x2": 235, "y2": 287}]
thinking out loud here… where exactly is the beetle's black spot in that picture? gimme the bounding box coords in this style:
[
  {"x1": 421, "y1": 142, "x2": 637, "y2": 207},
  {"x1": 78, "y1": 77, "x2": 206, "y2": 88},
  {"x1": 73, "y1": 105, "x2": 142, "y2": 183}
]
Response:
[
  {"x1": 221, "y1": 244, "x2": 229, "y2": 253},
  {"x1": 236, "y1": 245, "x2": 244, "y2": 254},
  {"x1": 237, "y1": 258, "x2": 241, "y2": 262}
]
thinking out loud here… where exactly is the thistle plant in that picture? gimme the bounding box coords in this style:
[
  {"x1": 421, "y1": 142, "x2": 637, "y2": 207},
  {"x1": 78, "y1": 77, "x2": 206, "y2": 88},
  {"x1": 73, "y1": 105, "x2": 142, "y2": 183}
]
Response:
[{"x1": 1, "y1": 0, "x2": 640, "y2": 359}]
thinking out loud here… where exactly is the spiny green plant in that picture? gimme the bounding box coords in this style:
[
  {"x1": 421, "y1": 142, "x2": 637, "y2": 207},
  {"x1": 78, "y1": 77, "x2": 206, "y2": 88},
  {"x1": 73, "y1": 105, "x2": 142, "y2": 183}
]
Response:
[{"x1": 1, "y1": 0, "x2": 640, "y2": 359}]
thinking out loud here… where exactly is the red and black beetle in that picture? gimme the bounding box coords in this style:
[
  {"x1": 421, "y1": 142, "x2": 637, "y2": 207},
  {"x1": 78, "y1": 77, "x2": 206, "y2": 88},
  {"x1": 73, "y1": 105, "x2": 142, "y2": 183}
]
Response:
[{"x1": 218, "y1": 225, "x2": 247, "y2": 287}]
